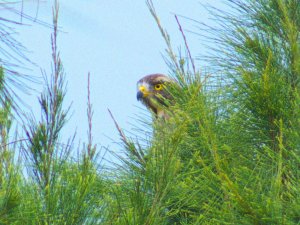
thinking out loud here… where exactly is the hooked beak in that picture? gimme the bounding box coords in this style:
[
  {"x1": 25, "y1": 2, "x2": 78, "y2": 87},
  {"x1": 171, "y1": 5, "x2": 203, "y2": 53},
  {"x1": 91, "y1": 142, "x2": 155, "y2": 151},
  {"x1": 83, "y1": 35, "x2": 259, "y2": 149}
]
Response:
[
  {"x1": 137, "y1": 91, "x2": 143, "y2": 101},
  {"x1": 137, "y1": 85, "x2": 150, "y2": 101}
]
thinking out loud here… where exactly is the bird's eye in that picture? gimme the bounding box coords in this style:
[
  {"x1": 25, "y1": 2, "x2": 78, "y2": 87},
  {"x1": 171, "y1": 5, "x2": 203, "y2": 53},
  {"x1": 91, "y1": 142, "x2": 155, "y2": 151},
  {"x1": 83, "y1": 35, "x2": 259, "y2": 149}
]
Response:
[{"x1": 154, "y1": 84, "x2": 163, "y2": 91}]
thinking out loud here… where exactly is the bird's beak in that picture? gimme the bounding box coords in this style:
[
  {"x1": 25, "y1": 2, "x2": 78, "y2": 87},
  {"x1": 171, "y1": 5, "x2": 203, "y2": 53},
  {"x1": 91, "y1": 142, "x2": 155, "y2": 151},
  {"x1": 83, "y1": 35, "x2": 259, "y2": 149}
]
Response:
[
  {"x1": 137, "y1": 85, "x2": 149, "y2": 100},
  {"x1": 137, "y1": 91, "x2": 143, "y2": 101}
]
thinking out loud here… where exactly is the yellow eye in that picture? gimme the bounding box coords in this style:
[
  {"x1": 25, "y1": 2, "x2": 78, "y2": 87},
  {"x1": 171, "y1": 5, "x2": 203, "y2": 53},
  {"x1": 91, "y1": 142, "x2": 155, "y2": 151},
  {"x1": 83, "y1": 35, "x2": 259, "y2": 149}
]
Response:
[{"x1": 154, "y1": 84, "x2": 163, "y2": 91}]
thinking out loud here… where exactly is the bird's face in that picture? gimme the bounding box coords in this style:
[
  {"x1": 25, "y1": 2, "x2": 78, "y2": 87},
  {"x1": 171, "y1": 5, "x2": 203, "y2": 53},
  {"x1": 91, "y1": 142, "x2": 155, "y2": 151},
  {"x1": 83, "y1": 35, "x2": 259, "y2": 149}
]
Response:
[{"x1": 137, "y1": 74, "x2": 173, "y2": 117}]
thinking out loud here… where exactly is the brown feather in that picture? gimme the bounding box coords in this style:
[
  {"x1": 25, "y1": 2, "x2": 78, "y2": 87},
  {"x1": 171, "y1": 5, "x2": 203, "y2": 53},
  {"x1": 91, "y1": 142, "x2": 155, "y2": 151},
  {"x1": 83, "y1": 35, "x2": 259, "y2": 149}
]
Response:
[{"x1": 137, "y1": 74, "x2": 175, "y2": 119}]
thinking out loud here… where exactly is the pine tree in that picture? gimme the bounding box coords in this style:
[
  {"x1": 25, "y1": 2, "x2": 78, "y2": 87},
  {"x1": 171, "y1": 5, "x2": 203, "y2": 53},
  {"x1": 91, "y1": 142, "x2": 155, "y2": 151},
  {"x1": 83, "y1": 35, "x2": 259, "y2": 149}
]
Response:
[
  {"x1": 107, "y1": 0, "x2": 300, "y2": 224},
  {"x1": 0, "y1": 0, "x2": 299, "y2": 224},
  {"x1": 1, "y1": 1, "x2": 106, "y2": 224}
]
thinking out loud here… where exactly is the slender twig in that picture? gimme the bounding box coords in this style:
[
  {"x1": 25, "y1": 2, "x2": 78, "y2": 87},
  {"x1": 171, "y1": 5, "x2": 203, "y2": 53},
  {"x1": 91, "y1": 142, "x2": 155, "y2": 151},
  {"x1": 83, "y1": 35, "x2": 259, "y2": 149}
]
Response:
[
  {"x1": 108, "y1": 109, "x2": 145, "y2": 165},
  {"x1": 20, "y1": 0, "x2": 24, "y2": 23},
  {"x1": 146, "y1": 0, "x2": 180, "y2": 72},
  {"x1": 48, "y1": 0, "x2": 59, "y2": 152},
  {"x1": 34, "y1": 0, "x2": 40, "y2": 22},
  {"x1": 87, "y1": 72, "x2": 95, "y2": 158},
  {"x1": 0, "y1": 138, "x2": 28, "y2": 149},
  {"x1": 175, "y1": 15, "x2": 196, "y2": 76},
  {"x1": 108, "y1": 109, "x2": 128, "y2": 145},
  {"x1": 1, "y1": 2, "x2": 52, "y2": 28}
]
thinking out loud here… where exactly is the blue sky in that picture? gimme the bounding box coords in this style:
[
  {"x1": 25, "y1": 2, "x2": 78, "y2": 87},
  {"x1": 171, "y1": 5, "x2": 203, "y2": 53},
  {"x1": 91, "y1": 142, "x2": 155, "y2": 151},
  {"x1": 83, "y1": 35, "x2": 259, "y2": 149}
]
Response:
[{"x1": 2, "y1": 0, "x2": 226, "y2": 156}]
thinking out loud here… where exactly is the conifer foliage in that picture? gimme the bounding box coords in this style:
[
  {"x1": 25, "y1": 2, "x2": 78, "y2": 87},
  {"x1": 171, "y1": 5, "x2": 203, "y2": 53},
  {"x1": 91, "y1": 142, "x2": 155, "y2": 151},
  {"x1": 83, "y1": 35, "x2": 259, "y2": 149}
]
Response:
[
  {"x1": 107, "y1": 0, "x2": 300, "y2": 224},
  {"x1": 0, "y1": 0, "x2": 299, "y2": 224}
]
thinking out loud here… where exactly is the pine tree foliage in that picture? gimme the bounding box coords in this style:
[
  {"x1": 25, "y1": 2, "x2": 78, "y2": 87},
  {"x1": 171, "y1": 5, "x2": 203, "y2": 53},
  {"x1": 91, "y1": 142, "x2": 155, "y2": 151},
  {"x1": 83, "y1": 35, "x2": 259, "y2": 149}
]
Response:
[
  {"x1": 106, "y1": 0, "x2": 300, "y2": 224},
  {"x1": 0, "y1": 0, "x2": 299, "y2": 224},
  {"x1": 1, "y1": 2, "x2": 107, "y2": 224},
  {"x1": 210, "y1": 0, "x2": 300, "y2": 223},
  {"x1": 0, "y1": 2, "x2": 36, "y2": 113},
  {"x1": 0, "y1": 66, "x2": 22, "y2": 224}
]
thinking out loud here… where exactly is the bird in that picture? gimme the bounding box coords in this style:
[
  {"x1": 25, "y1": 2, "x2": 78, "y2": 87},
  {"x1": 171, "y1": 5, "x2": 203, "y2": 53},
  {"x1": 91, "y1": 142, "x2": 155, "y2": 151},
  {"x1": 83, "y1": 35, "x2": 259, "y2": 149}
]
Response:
[{"x1": 137, "y1": 73, "x2": 174, "y2": 119}]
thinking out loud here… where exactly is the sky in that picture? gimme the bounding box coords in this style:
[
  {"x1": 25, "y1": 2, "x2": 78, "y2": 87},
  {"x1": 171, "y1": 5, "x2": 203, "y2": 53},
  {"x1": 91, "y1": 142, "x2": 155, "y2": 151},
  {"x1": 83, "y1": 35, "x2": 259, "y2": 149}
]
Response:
[{"x1": 1, "y1": 0, "x2": 227, "y2": 160}]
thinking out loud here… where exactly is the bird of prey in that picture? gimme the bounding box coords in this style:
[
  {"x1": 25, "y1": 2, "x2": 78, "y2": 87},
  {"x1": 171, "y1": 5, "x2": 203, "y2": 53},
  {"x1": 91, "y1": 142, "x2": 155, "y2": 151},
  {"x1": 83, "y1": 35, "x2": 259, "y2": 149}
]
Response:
[{"x1": 137, "y1": 73, "x2": 174, "y2": 119}]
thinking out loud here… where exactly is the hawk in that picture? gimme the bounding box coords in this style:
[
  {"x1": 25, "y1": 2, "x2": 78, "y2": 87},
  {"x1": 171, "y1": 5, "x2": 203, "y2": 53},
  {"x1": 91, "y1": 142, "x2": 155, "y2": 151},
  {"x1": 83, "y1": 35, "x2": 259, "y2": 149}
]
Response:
[{"x1": 137, "y1": 73, "x2": 174, "y2": 119}]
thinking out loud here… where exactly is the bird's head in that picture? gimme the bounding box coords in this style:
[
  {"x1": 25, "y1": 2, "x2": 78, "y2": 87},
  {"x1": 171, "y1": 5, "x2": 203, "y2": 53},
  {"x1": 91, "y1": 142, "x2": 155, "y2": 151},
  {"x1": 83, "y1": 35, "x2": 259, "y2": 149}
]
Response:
[{"x1": 137, "y1": 74, "x2": 174, "y2": 119}]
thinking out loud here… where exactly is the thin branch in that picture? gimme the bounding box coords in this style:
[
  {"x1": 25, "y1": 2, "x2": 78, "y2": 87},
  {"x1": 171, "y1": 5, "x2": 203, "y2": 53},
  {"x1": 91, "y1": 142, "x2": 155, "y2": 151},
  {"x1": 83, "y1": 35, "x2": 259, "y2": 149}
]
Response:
[
  {"x1": 20, "y1": 0, "x2": 24, "y2": 23},
  {"x1": 87, "y1": 72, "x2": 95, "y2": 159},
  {"x1": 0, "y1": 138, "x2": 27, "y2": 149},
  {"x1": 175, "y1": 14, "x2": 196, "y2": 76},
  {"x1": 108, "y1": 108, "x2": 145, "y2": 166},
  {"x1": 146, "y1": 0, "x2": 180, "y2": 72},
  {"x1": 108, "y1": 108, "x2": 128, "y2": 145}
]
